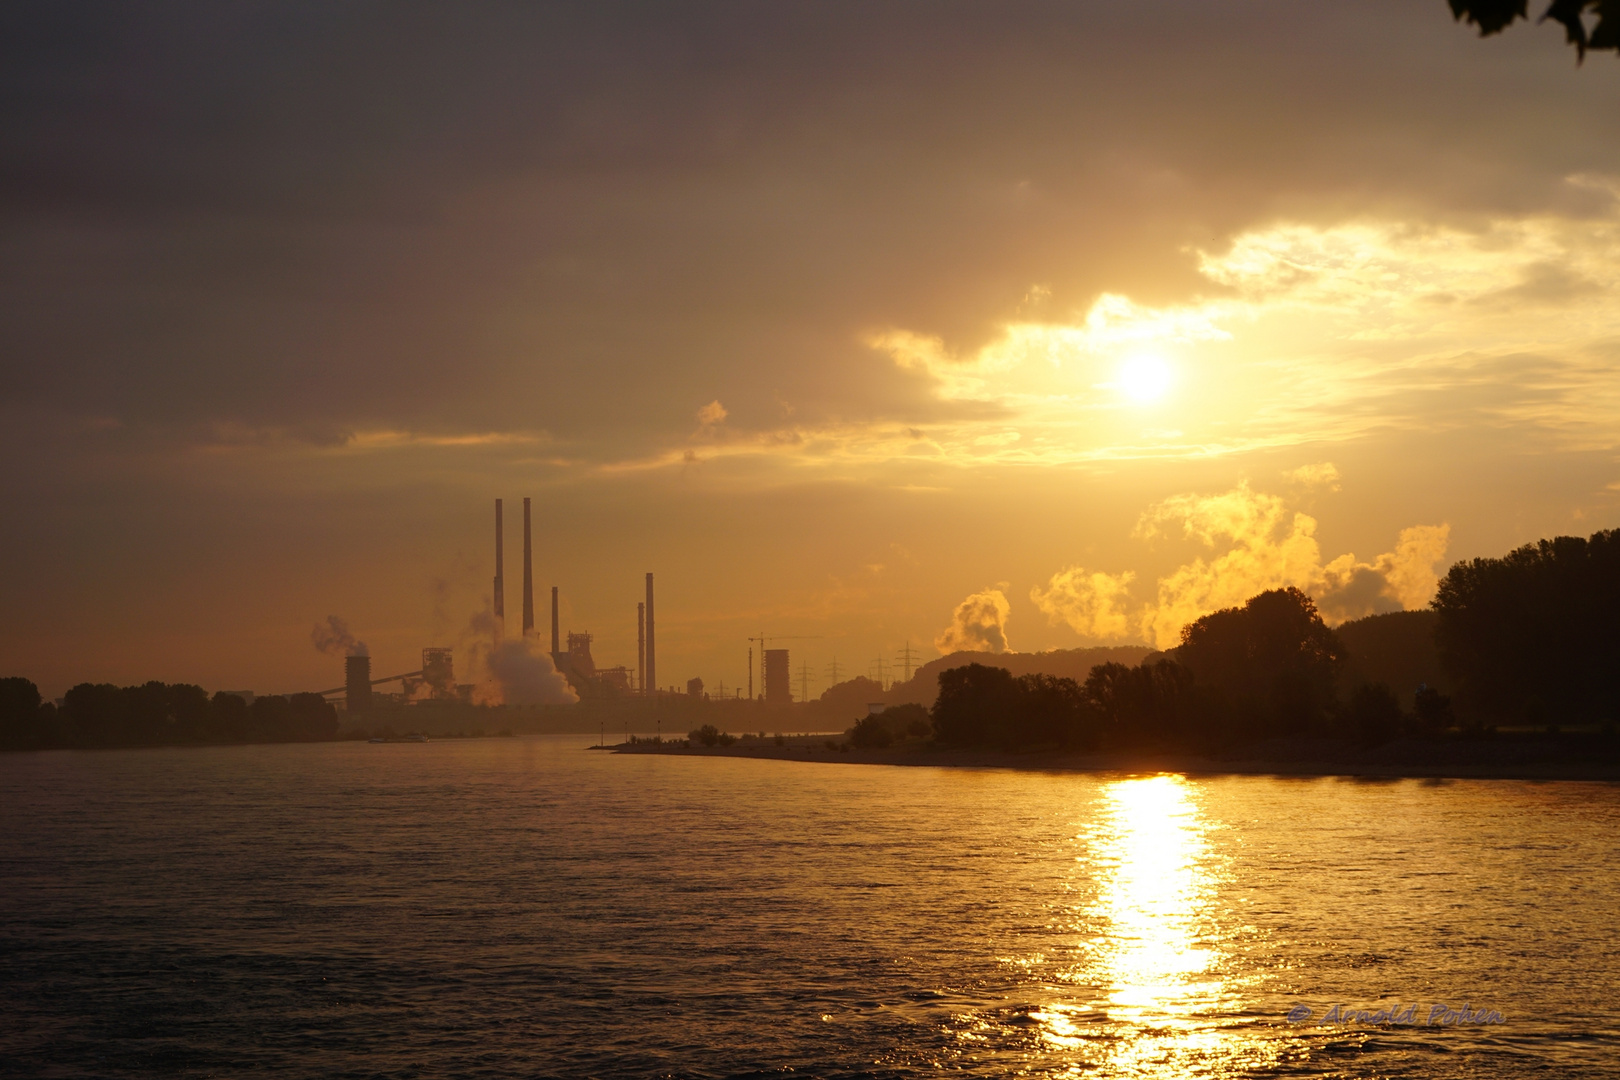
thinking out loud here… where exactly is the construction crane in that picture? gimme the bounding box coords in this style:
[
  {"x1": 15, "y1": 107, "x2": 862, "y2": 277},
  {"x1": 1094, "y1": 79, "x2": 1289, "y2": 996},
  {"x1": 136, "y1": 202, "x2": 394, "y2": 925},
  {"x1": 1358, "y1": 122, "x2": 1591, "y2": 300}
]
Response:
[{"x1": 746, "y1": 633, "x2": 823, "y2": 700}]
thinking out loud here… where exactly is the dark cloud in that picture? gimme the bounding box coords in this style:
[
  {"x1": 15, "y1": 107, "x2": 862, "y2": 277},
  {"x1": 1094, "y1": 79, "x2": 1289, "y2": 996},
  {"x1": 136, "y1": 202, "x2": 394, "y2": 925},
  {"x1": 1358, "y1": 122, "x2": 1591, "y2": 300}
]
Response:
[{"x1": 4, "y1": 1, "x2": 1619, "y2": 448}]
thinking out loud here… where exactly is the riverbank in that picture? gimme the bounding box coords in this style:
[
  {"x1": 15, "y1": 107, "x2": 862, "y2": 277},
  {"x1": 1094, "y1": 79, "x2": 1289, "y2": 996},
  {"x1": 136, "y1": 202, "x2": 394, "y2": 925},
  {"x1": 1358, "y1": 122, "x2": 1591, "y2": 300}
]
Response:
[{"x1": 613, "y1": 733, "x2": 1620, "y2": 781}]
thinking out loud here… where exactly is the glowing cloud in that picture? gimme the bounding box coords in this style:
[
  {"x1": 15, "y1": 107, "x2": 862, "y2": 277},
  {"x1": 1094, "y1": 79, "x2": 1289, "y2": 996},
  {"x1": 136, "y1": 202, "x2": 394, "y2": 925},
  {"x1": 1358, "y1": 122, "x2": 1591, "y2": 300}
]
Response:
[
  {"x1": 1284, "y1": 462, "x2": 1341, "y2": 490},
  {"x1": 1029, "y1": 568, "x2": 1138, "y2": 642},
  {"x1": 867, "y1": 292, "x2": 1227, "y2": 407},
  {"x1": 935, "y1": 587, "x2": 1012, "y2": 654},
  {"x1": 850, "y1": 202, "x2": 1620, "y2": 470},
  {"x1": 1033, "y1": 482, "x2": 1451, "y2": 648}
]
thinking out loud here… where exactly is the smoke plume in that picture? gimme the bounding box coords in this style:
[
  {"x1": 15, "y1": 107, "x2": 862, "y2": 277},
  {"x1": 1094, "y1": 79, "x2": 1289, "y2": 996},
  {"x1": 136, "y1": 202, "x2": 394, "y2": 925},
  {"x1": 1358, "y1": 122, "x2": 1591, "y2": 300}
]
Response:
[
  {"x1": 935, "y1": 588, "x2": 1011, "y2": 654},
  {"x1": 1032, "y1": 479, "x2": 1450, "y2": 648},
  {"x1": 311, "y1": 615, "x2": 368, "y2": 657},
  {"x1": 478, "y1": 637, "x2": 577, "y2": 706},
  {"x1": 460, "y1": 606, "x2": 575, "y2": 705}
]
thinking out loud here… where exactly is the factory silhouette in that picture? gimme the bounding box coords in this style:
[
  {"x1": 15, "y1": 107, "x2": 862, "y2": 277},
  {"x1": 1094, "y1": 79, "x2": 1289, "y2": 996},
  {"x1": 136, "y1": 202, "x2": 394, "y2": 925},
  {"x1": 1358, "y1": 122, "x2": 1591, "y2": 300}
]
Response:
[{"x1": 324, "y1": 500, "x2": 799, "y2": 728}]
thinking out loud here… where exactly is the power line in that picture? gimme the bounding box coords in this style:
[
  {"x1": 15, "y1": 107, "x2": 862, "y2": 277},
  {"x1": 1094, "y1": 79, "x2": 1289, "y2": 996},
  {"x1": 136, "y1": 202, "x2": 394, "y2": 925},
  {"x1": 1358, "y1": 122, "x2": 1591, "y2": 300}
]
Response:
[
  {"x1": 869, "y1": 655, "x2": 890, "y2": 691},
  {"x1": 896, "y1": 640, "x2": 920, "y2": 684}
]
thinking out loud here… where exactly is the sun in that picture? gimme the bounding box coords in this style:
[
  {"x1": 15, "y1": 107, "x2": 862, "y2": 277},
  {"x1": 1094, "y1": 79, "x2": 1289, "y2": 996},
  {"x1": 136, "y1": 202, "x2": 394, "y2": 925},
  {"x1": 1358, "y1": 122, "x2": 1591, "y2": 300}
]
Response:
[{"x1": 1118, "y1": 354, "x2": 1173, "y2": 403}]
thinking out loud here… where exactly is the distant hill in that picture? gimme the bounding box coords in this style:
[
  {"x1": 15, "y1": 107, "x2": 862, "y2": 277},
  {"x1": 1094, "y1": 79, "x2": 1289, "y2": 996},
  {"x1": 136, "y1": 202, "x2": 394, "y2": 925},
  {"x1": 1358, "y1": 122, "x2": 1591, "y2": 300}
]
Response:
[
  {"x1": 805, "y1": 646, "x2": 1155, "y2": 723},
  {"x1": 1335, "y1": 610, "x2": 1447, "y2": 698}
]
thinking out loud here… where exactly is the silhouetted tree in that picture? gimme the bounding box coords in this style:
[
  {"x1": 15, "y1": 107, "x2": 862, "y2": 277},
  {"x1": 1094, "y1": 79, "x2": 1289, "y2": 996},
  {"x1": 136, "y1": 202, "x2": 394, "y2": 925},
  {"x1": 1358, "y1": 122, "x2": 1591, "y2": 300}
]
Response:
[
  {"x1": 848, "y1": 715, "x2": 894, "y2": 749},
  {"x1": 847, "y1": 703, "x2": 930, "y2": 748},
  {"x1": 1433, "y1": 529, "x2": 1620, "y2": 724},
  {"x1": 1413, "y1": 685, "x2": 1456, "y2": 733},
  {"x1": 1083, "y1": 659, "x2": 1202, "y2": 749},
  {"x1": 881, "y1": 703, "x2": 933, "y2": 739},
  {"x1": 932, "y1": 664, "x2": 1020, "y2": 747},
  {"x1": 209, "y1": 691, "x2": 252, "y2": 742},
  {"x1": 49, "y1": 682, "x2": 338, "y2": 748},
  {"x1": 1346, "y1": 683, "x2": 1406, "y2": 747},
  {"x1": 931, "y1": 664, "x2": 1093, "y2": 749},
  {"x1": 1176, "y1": 587, "x2": 1346, "y2": 737},
  {"x1": 1450, "y1": 0, "x2": 1618, "y2": 61},
  {"x1": 62, "y1": 683, "x2": 129, "y2": 747},
  {"x1": 285, "y1": 692, "x2": 340, "y2": 742},
  {"x1": 0, "y1": 677, "x2": 47, "y2": 750}
]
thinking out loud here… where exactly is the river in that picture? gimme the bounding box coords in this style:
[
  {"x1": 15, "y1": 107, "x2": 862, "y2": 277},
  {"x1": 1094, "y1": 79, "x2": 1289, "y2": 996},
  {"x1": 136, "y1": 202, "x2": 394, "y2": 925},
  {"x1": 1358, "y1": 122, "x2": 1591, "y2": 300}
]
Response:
[{"x1": 2, "y1": 735, "x2": 1615, "y2": 1077}]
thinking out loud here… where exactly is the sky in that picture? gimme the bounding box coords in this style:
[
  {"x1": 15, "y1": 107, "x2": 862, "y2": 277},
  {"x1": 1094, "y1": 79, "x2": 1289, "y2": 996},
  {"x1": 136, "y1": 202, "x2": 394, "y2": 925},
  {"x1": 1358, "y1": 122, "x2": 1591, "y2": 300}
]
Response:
[{"x1": 4, "y1": 1, "x2": 1620, "y2": 700}]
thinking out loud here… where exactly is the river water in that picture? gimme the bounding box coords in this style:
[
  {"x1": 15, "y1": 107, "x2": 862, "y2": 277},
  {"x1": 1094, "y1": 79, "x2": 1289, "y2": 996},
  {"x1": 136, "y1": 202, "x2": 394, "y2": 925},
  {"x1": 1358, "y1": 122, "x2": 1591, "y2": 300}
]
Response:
[{"x1": 1, "y1": 736, "x2": 1616, "y2": 1078}]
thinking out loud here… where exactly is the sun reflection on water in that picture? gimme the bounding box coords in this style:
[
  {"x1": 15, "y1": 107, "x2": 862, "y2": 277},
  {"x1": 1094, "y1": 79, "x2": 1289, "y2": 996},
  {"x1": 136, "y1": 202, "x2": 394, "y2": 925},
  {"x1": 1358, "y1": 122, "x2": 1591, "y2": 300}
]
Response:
[
  {"x1": 1095, "y1": 774, "x2": 1218, "y2": 1019},
  {"x1": 1045, "y1": 774, "x2": 1282, "y2": 1077}
]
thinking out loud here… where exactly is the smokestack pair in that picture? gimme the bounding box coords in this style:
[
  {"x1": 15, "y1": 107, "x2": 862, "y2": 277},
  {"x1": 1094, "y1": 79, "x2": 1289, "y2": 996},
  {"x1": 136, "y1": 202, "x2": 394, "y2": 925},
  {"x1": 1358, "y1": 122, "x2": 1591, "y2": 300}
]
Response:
[
  {"x1": 494, "y1": 498, "x2": 538, "y2": 641},
  {"x1": 494, "y1": 500, "x2": 655, "y2": 693}
]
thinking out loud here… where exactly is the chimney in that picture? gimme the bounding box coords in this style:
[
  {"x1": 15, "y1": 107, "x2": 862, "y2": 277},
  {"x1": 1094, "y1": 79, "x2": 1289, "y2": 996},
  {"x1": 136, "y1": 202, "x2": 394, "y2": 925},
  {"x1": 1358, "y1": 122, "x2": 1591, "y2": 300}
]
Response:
[
  {"x1": 345, "y1": 655, "x2": 372, "y2": 714},
  {"x1": 493, "y1": 499, "x2": 505, "y2": 642},
  {"x1": 522, "y1": 497, "x2": 535, "y2": 638},
  {"x1": 645, "y1": 572, "x2": 655, "y2": 697},
  {"x1": 637, "y1": 601, "x2": 645, "y2": 694},
  {"x1": 550, "y1": 586, "x2": 560, "y2": 657}
]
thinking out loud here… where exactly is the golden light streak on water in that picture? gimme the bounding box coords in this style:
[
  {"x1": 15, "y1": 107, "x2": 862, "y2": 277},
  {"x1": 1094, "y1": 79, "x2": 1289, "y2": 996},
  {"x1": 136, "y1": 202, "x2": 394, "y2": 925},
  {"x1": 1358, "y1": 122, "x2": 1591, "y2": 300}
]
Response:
[{"x1": 1050, "y1": 774, "x2": 1283, "y2": 1077}]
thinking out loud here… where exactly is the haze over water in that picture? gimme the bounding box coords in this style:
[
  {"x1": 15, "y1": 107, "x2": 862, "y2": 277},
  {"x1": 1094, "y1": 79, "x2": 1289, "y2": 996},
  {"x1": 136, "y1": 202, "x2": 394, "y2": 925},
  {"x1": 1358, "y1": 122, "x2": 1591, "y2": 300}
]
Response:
[{"x1": 2, "y1": 738, "x2": 1615, "y2": 1077}]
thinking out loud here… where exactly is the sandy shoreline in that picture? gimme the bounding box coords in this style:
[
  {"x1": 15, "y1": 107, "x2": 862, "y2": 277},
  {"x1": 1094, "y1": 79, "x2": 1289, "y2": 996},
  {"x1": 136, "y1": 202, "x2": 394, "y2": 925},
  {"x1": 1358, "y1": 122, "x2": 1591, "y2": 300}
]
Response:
[{"x1": 612, "y1": 738, "x2": 1620, "y2": 781}]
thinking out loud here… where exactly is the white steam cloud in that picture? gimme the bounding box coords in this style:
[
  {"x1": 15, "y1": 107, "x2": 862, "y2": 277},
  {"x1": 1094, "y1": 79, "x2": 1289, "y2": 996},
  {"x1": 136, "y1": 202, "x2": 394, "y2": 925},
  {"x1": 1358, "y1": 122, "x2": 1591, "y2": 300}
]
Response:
[
  {"x1": 479, "y1": 638, "x2": 577, "y2": 706},
  {"x1": 311, "y1": 615, "x2": 368, "y2": 657},
  {"x1": 935, "y1": 587, "x2": 1012, "y2": 654},
  {"x1": 1027, "y1": 568, "x2": 1138, "y2": 643},
  {"x1": 463, "y1": 607, "x2": 576, "y2": 706},
  {"x1": 1031, "y1": 478, "x2": 1450, "y2": 648}
]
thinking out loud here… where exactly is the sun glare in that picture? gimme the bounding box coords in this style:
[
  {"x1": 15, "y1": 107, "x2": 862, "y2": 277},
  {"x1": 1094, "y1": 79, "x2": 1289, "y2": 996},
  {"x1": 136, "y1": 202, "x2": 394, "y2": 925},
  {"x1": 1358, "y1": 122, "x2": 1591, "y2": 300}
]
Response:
[{"x1": 1118, "y1": 354, "x2": 1173, "y2": 403}]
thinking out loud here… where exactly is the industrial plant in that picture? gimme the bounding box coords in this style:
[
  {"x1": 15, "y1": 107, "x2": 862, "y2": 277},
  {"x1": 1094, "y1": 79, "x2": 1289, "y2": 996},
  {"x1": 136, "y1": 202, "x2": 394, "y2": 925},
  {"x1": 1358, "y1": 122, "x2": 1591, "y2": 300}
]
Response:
[
  {"x1": 319, "y1": 499, "x2": 666, "y2": 717},
  {"x1": 306, "y1": 501, "x2": 846, "y2": 733}
]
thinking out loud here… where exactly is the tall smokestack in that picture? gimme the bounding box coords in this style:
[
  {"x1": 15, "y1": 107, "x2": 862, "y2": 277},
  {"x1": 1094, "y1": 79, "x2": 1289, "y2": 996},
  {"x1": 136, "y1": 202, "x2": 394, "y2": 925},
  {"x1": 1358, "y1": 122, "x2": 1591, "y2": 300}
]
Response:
[
  {"x1": 346, "y1": 655, "x2": 372, "y2": 714},
  {"x1": 522, "y1": 497, "x2": 535, "y2": 638},
  {"x1": 645, "y1": 572, "x2": 655, "y2": 696},
  {"x1": 550, "y1": 586, "x2": 560, "y2": 657},
  {"x1": 493, "y1": 499, "x2": 504, "y2": 642},
  {"x1": 637, "y1": 602, "x2": 645, "y2": 694}
]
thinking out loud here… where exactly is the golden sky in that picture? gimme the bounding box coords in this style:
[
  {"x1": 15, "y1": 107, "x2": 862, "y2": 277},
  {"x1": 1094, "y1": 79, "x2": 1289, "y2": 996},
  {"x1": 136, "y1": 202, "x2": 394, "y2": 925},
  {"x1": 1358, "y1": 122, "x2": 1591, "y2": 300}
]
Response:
[{"x1": 4, "y1": 3, "x2": 1619, "y2": 697}]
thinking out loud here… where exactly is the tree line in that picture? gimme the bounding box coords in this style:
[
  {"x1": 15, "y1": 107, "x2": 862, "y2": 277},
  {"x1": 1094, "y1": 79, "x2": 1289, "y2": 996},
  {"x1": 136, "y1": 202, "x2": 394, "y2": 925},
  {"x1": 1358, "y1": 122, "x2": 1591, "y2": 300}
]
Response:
[
  {"x1": 926, "y1": 587, "x2": 1405, "y2": 753},
  {"x1": 0, "y1": 680, "x2": 338, "y2": 751},
  {"x1": 924, "y1": 527, "x2": 1620, "y2": 752}
]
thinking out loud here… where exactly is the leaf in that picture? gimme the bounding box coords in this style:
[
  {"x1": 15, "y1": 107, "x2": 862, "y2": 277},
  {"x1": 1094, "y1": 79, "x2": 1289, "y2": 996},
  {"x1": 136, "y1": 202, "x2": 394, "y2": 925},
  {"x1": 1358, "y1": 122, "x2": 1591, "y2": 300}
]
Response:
[
  {"x1": 1450, "y1": 0, "x2": 1530, "y2": 35},
  {"x1": 1541, "y1": 0, "x2": 1592, "y2": 57},
  {"x1": 1588, "y1": 0, "x2": 1620, "y2": 50}
]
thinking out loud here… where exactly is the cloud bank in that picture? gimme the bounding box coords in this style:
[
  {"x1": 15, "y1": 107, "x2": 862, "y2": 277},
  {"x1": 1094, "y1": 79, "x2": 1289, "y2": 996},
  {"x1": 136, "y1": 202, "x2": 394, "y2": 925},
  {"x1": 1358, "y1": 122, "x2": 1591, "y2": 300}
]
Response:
[{"x1": 1032, "y1": 480, "x2": 1450, "y2": 648}]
